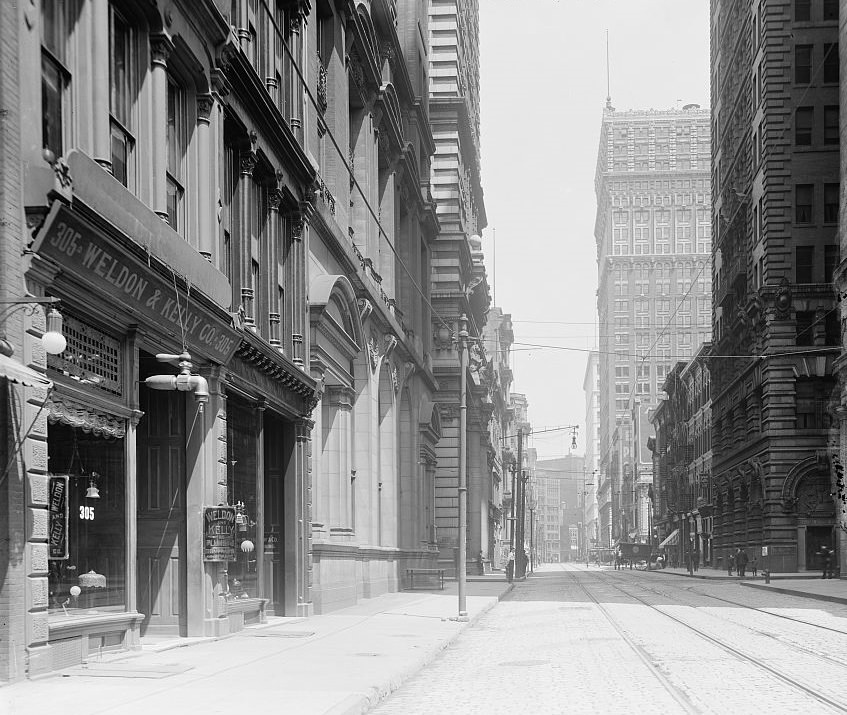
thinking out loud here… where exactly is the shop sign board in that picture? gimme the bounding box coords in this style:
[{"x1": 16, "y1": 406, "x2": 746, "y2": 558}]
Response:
[
  {"x1": 33, "y1": 203, "x2": 241, "y2": 365},
  {"x1": 48, "y1": 475, "x2": 69, "y2": 560},
  {"x1": 264, "y1": 528, "x2": 279, "y2": 557},
  {"x1": 203, "y1": 506, "x2": 236, "y2": 562}
]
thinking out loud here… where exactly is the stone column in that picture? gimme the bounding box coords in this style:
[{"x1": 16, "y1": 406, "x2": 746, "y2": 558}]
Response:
[
  {"x1": 149, "y1": 34, "x2": 174, "y2": 221},
  {"x1": 290, "y1": 203, "x2": 314, "y2": 368},
  {"x1": 291, "y1": 419, "x2": 313, "y2": 616},
  {"x1": 91, "y1": 0, "x2": 111, "y2": 170},
  {"x1": 267, "y1": 186, "x2": 282, "y2": 349},
  {"x1": 255, "y1": 400, "x2": 266, "y2": 604},
  {"x1": 289, "y1": 11, "x2": 304, "y2": 143},
  {"x1": 196, "y1": 95, "x2": 215, "y2": 261},
  {"x1": 239, "y1": 150, "x2": 257, "y2": 330},
  {"x1": 185, "y1": 366, "x2": 228, "y2": 636}
]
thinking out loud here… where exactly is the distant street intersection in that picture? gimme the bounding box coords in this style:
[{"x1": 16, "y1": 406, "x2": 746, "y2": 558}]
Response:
[{"x1": 373, "y1": 564, "x2": 847, "y2": 714}]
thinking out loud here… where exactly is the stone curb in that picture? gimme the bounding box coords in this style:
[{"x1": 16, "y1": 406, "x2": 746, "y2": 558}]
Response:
[
  {"x1": 331, "y1": 583, "x2": 515, "y2": 715},
  {"x1": 647, "y1": 570, "x2": 741, "y2": 581},
  {"x1": 740, "y1": 581, "x2": 847, "y2": 605}
]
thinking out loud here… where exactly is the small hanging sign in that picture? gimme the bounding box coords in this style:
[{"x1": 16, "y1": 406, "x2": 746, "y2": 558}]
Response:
[
  {"x1": 48, "y1": 475, "x2": 69, "y2": 560},
  {"x1": 203, "y1": 506, "x2": 236, "y2": 562}
]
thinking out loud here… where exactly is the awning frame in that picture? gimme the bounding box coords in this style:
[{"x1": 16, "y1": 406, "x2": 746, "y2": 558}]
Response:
[{"x1": 658, "y1": 529, "x2": 680, "y2": 548}]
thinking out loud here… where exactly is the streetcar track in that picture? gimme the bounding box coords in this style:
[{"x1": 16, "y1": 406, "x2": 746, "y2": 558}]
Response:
[
  {"x1": 560, "y1": 568, "x2": 702, "y2": 714},
  {"x1": 603, "y1": 572, "x2": 847, "y2": 669},
  {"x1": 576, "y1": 566, "x2": 847, "y2": 713},
  {"x1": 680, "y1": 583, "x2": 847, "y2": 635}
]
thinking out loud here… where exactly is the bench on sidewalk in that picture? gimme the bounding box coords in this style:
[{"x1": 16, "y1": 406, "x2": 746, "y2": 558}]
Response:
[{"x1": 406, "y1": 568, "x2": 445, "y2": 590}]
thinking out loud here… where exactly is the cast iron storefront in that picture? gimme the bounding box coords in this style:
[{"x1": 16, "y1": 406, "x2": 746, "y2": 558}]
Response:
[{"x1": 22, "y1": 186, "x2": 316, "y2": 672}]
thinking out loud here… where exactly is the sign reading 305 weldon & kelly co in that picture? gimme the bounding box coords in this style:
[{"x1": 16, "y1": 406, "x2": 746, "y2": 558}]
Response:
[
  {"x1": 33, "y1": 202, "x2": 241, "y2": 365},
  {"x1": 203, "y1": 506, "x2": 236, "y2": 562}
]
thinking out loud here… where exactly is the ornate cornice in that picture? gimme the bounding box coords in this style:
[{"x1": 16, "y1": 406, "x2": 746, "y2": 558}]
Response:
[{"x1": 235, "y1": 332, "x2": 318, "y2": 408}]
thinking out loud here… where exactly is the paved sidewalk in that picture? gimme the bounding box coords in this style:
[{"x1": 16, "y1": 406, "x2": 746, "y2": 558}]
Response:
[
  {"x1": 741, "y1": 576, "x2": 847, "y2": 605},
  {"x1": 636, "y1": 563, "x2": 847, "y2": 605},
  {"x1": 1, "y1": 579, "x2": 512, "y2": 715},
  {"x1": 645, "y1": 565, "x2": 801, "y2": 581}
]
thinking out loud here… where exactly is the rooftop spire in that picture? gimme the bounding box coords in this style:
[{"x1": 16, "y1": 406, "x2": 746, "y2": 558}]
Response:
[{"x1": 605, "y1": 29, "x2": 614, "y2": 111}]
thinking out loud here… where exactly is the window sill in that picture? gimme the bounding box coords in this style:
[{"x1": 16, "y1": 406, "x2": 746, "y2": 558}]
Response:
[{"x1": 48, "y1": 610, "x2": 143, "y2": 640}]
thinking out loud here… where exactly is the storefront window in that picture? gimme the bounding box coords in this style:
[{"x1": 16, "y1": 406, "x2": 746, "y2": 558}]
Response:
[
  {"x1": 226, "y1": 397, "x2": 259, "y2": 599},
  {"x1": 47, "y1": 423, "x2": 126, "y2": 614}
]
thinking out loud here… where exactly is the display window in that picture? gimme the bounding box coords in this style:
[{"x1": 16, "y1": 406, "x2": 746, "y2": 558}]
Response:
[
  {"x1": 47, "y1": 423, "x2": 126, "y2": 614},
  {"x1": 226, "y1": 396, "x2": 259, "y2": 599}
]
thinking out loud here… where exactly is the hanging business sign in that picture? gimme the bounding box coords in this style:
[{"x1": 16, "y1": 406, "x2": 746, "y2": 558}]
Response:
[
  {"x1": 203, "y1": 506, "x2": 236, "y2": 562},
  {"x1": 48, "y1": 475, "x2": 69, "y2": 560},
  {"x1": 33, "y1": 203, "x2": 241, "y2": 365}
]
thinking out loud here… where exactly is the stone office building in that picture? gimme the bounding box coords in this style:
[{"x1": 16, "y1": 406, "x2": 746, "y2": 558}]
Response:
[
  {"x1": 427, "y1": 0, "x2": 492, "y2": 574},
  {"x1": 711, "y1": 0, "x2": 840, "y2": 573},
  {"x1": 0, "y1": 0, "x2": 451, "y2": 680},
  {"x1": 306, "y1": 0, "x2": 442, "y2": 611}
]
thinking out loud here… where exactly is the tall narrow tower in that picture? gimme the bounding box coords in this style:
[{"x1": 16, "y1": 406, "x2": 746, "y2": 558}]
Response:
[
  {"x1": 428, "y1": 0, "x2": 490, "y2": 571},
  {"x1": 594, "y1": 105, "x2": 712, "y2": 547}
]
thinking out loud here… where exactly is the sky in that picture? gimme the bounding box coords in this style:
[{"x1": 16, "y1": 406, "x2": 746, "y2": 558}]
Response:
[{"x1": 478, "y1": 0, "x2": 711, "y2": 460}]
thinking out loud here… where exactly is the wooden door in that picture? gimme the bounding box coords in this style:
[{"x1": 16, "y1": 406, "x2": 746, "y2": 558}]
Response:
[{"x1": 137, "y1": 389, "x2": 186, "y2": 635}]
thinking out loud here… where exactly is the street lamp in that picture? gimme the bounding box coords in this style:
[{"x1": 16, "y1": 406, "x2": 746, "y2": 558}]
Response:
[{"x1": 0, "y1": 297, "x2": 67, "y2": 358}]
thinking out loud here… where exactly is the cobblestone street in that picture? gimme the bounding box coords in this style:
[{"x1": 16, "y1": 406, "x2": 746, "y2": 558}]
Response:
[{"x1": 372, "y1": 564, "x2": 847, "y2": 714}]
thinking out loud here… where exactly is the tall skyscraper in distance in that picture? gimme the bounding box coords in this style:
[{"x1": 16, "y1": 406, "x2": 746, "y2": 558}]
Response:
[{"x1": 594, "y1": 104, "x2": 712, "y2": 548}]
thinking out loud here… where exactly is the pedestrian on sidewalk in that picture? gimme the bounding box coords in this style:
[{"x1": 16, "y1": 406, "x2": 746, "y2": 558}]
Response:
[
  {"x1": 506, "y1": 549, "x2": 515, "y2": 583},
  {"x1": 818, "y1": 545, "x2": 834, "y2": 579},
  {"x1": 736, "y1": 548, "x2": 748, "y2": 578},
  {"x1": 750, "y1": 557, "x2": 758, "y2": 577},
  {"x1": 727, "y1": 551, "x2": 735, "y2": 576}
]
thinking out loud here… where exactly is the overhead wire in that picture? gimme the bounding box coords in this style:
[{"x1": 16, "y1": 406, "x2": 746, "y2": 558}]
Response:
[{"x1": 592, "y1": 35, "x2": 842, "y2": 476}]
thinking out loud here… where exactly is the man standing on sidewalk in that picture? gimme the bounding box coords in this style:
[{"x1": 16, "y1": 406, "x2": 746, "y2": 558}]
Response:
[
  {"x1": 818, "y1": 545, "x2": 834, "y2": 579},
  {"x1": 736, "y1": 548, "x2": 748, "y2": 578}
]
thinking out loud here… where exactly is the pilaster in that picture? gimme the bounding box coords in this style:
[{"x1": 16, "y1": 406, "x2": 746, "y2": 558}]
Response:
[{"x1": 149, "y1": 33, "x2": 175, "y2": 221}]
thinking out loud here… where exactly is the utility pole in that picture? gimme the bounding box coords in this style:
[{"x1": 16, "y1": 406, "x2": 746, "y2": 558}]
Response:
[
  {"x1": 516, "y1": 427, "x2": 526, "y2": 579},
  {"x1": 529, "y1": 503, "x2": 535, "y2": 573},
  {"x1": 509, "y1": 464, "x2": 516, "y2": 552},
  {"x1": 457, "y1": 314, "x2": 468, "y2": 618}
]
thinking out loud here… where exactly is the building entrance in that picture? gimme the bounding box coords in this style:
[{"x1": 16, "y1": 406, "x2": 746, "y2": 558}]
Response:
[
  {"x1": 805, "y1": 526, "x2": 833, "y2": 572},
  {"x1": 137, "y1": 367, "x2": 187, "y2": 636}
]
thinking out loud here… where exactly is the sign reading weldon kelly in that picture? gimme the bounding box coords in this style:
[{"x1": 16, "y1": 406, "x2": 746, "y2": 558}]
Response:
[
  {"x1": 203, "y1": 506, "x2": 236, "y2": 562},
  {"x1": 48, "y1": 475, "x2": 69, "y2": 560},
  {"x1": 34, "y1": 203, "x2": 240, "y2": 365}
]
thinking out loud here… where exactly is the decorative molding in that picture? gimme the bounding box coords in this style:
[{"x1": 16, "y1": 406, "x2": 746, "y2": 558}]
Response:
[
  {"x1": 240, "y1": 151, "x2": 257, "y2": 177},
  {"x1": 774, "y1": 277, "x2": 792, "y2": 319},
  {"x1": 358, "y1": 298, "x2": 373, "y2": 323},
  {"x1": 47, "y1": 393, "x2": 127, "y2": 438},
  {"x1": 149, "y1": 33, "x2": 175, "y2": 68},
  {"x1": 383, "y1": 334, "x2": 398, "y2": 359},
  {"x1": 196, "y1": 94, "x2": 214, "y2": 123},
  {"x1": 367, "y1": 336, "x2": 381, "y2": 371}
]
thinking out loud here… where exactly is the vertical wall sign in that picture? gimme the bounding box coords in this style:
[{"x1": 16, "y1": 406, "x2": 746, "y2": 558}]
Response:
[
  {"x1": 203, "y1": 506, "x2": 236, "y2": 562},
  {"x1": 48, "y1": 475, "x2": 69, "y2": 560}
]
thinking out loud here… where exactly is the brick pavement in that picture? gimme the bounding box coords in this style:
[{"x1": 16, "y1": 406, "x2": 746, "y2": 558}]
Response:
[{"x1": 372, "y1": 564, "x2": 847, "y2": 714}]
